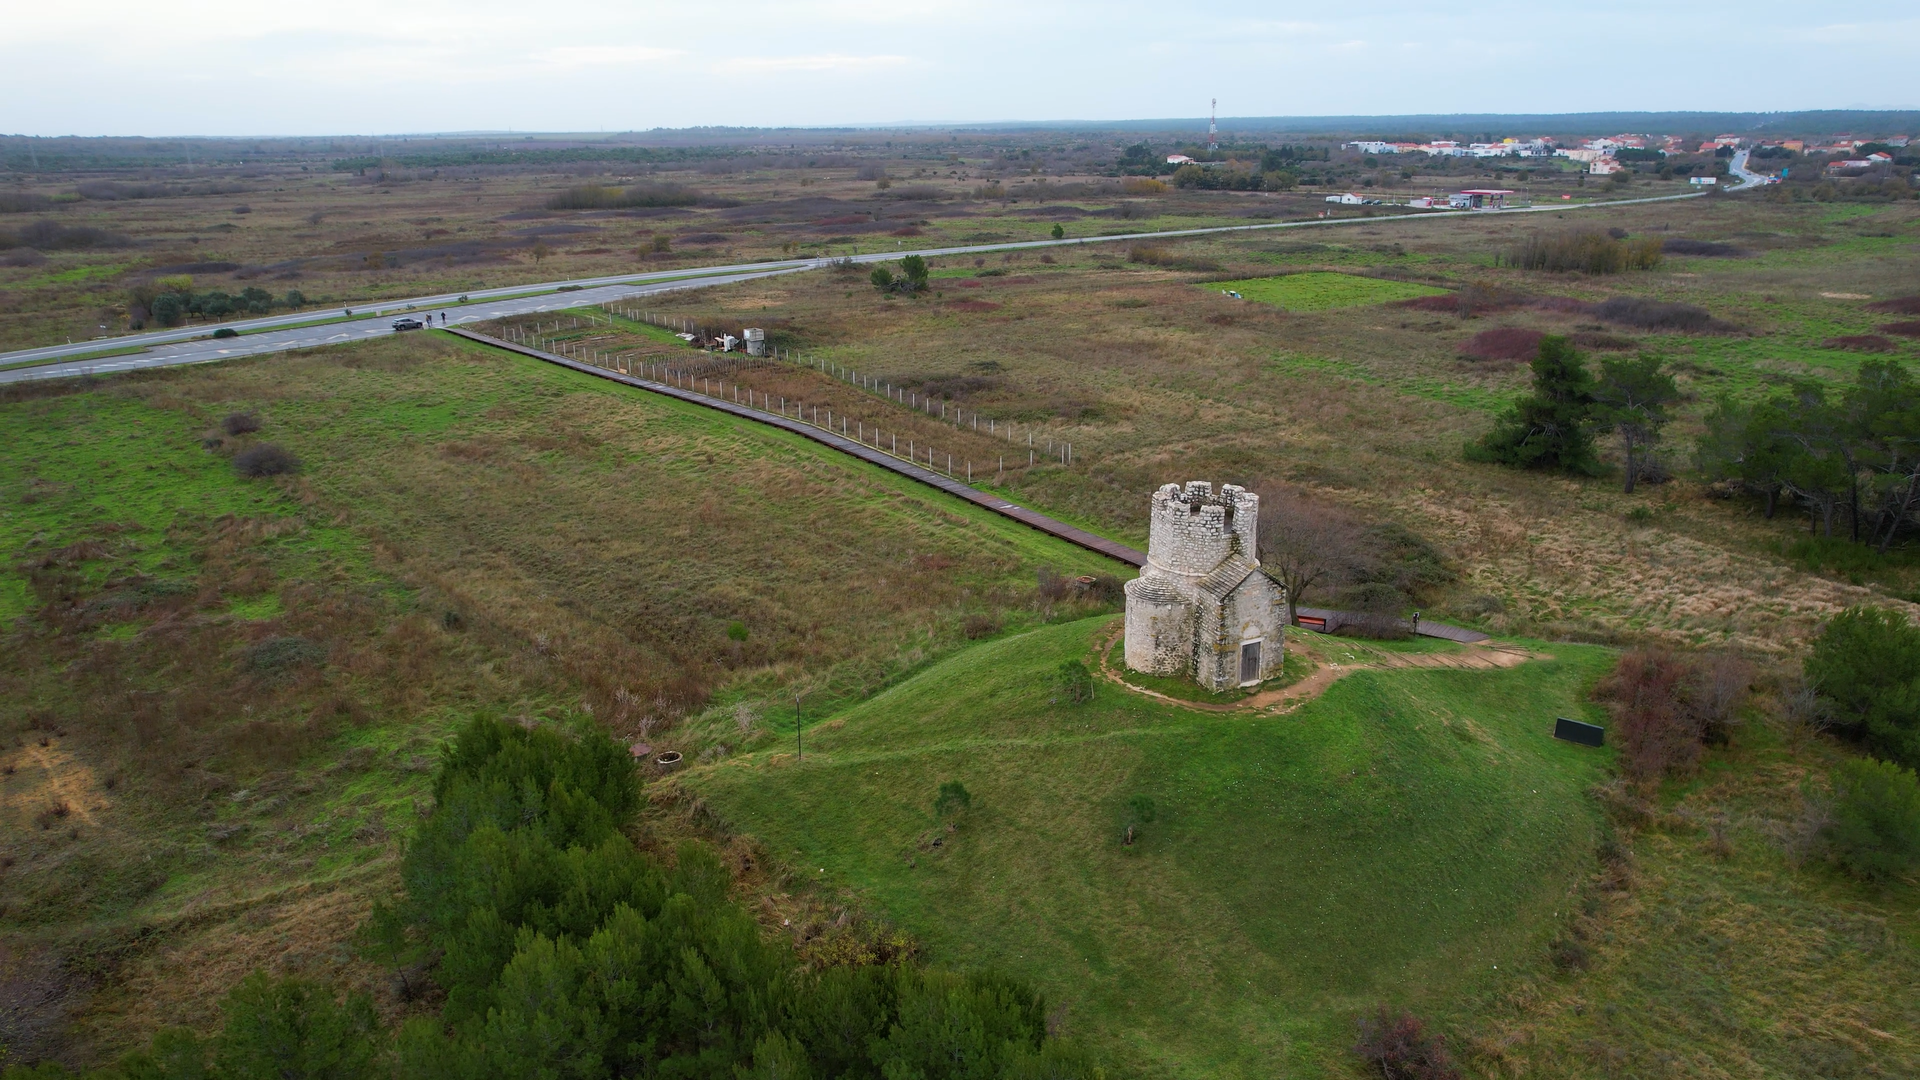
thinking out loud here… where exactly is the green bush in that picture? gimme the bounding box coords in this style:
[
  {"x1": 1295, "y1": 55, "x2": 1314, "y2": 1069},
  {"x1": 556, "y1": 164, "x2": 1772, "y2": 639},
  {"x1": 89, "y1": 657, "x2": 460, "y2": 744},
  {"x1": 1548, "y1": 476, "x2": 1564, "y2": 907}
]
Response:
[
  {"x1": 1056, "y1": 659, "x2": 1094, "y2": 703},
  {"x1": 1805, "y1": 606, "x2": 1920, "y2": 768},
  {"x1": 935, "y1": 780, "x2": 973, "y2": 818},
  {"x1": 1821, "y1": 757, "x2": 1920, "y2": 881}
]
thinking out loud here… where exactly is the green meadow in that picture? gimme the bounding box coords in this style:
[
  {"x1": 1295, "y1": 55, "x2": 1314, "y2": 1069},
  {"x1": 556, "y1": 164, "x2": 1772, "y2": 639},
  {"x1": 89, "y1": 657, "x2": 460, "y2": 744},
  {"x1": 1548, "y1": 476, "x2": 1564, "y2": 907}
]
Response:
[{"x1": 686, "y1": 617, "x2": 1617, "y2": 1079}]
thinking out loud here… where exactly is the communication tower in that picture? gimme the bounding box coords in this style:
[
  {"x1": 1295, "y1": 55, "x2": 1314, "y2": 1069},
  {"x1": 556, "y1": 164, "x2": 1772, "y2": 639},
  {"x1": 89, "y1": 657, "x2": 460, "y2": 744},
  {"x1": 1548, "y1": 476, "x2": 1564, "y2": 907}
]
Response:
[{"x1": 1208, "y1": 99, "x2": 1218, "y2": 152}]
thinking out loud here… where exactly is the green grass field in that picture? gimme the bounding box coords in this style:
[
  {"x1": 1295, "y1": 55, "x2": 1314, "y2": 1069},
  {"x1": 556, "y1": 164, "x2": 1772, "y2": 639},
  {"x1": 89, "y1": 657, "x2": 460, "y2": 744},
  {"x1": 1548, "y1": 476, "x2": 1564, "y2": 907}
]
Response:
[
  {"x1": 1204, "y1": 272, "x2": 1451, "y2": 311},
  {"x1": 685, "y1": 616, "x2": 1618, "y2": 1079},
  {"x1": 0, "y1": 335, "x2": 1125, "y2": 1055}
]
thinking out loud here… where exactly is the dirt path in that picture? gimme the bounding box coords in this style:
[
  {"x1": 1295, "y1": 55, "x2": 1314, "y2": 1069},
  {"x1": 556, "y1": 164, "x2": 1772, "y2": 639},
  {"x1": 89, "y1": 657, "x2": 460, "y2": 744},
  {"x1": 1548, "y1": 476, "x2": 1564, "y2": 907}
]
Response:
[
  {"x1": 1093, "y1": 623, "x2": 1545, "y2": 716},
  {"x1": 1, "y1": 739, "x2": 110, "y2": 827}
]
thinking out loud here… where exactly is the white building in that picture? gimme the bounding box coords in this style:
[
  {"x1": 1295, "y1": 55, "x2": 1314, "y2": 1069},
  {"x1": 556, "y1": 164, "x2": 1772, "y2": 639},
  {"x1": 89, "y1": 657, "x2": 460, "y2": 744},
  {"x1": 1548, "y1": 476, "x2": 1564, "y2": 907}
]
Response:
[{"x1": 1124, "y1": 483, "x2": 1286, "y2": 692}]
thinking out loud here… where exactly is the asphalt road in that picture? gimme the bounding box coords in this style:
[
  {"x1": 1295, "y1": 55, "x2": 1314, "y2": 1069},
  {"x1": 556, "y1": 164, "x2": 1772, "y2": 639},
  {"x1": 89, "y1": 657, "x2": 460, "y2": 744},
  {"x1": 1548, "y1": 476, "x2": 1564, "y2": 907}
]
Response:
[
  {"x1": 0, "y1": 267, "x2": 807, "y2": 385},
  {"x1": 1726, "y1": 148, "x2": 1766, "y2": 191},
  {"x1": 2, "y1": 186, "x2": 1723, "y2": 385}
]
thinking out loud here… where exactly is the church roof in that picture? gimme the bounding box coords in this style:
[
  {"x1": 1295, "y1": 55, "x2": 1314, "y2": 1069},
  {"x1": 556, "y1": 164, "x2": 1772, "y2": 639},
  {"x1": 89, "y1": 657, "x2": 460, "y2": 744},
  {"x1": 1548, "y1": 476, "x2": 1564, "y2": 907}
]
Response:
[
  {"x1": 1195, "y1": 554, "x2": 1262, "y2": 604},
  {"x1": 1128, "y1": 574, "x2": 1186, "y2": 604}
]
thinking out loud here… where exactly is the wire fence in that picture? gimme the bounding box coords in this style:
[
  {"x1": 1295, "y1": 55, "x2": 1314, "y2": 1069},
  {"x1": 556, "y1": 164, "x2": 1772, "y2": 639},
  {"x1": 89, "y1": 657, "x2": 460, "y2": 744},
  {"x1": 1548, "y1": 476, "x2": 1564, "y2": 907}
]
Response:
[{"x1": 490, "y1": 306, "x2": 1081, "y2": 485}]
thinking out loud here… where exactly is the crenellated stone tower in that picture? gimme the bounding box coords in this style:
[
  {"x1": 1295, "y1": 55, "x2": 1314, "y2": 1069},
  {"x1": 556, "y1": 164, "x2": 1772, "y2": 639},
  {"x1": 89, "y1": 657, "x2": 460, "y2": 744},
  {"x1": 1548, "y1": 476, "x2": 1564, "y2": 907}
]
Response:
[{"x1": 1123, "y1": 482, "x2": 1286, "y2": 691}]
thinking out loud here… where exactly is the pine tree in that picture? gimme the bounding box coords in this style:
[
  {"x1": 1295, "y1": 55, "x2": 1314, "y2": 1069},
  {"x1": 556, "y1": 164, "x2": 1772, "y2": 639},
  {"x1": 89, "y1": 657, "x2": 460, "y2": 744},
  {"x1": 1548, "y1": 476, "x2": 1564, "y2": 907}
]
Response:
[{"x1": 1466, "y1": 335, "x2": 1601, "y2": 475}]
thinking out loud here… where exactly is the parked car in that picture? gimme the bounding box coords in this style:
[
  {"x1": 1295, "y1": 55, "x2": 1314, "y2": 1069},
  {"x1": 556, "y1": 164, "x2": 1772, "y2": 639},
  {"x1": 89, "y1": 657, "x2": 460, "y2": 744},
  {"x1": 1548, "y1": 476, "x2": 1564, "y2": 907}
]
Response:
[{"x1": 392, "y1": 317, "x2": 425, "y2": 332}]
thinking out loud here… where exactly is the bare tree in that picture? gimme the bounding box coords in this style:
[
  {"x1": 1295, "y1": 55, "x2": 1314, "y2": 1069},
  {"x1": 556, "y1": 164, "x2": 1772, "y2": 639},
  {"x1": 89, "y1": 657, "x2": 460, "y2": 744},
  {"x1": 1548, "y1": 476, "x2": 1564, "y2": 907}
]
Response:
[{"x1": 1255, "y1": 485, "x2": 1377, "y2": 627}]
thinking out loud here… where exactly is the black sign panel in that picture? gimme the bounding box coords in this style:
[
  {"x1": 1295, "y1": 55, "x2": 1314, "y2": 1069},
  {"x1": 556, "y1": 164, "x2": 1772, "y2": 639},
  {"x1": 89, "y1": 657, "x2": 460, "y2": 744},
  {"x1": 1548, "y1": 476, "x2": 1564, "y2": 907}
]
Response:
[{"x1": 1553, "y1": 717, "x2": 1606, "y2": 747}]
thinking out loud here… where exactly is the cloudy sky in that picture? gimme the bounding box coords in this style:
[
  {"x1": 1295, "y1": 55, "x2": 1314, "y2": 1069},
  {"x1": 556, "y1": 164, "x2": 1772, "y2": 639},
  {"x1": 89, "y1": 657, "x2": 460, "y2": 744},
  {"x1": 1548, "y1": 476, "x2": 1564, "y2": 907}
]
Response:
[{"x1": 5, "y1": 1, "x2": 1917, "y2": 136}]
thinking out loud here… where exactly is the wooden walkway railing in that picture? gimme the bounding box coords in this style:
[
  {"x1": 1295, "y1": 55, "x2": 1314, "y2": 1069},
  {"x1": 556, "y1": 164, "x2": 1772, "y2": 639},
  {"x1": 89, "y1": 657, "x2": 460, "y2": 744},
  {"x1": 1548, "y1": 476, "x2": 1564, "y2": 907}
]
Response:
[{"x1": 445, "y1": 327, "x2": 1148, "y2": 568}]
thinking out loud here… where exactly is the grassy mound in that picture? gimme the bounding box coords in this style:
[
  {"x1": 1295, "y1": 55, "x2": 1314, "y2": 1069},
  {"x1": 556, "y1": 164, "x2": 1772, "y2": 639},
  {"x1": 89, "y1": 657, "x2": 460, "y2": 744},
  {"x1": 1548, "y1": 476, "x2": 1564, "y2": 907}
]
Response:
[
  {"x1": 1204, "y1": 272, "x2": 1449, "y2": 311},
  {"x1": 685, "y1": 616, "x2": 1617, "y2": 1078}
]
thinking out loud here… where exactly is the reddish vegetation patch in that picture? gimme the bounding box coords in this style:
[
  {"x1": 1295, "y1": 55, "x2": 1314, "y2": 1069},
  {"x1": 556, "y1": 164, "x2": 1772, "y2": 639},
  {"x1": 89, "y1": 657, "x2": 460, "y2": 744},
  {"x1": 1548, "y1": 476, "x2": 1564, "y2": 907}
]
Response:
[
  {"x1": 955, "y1": 279, "x2": 982, "y2": 289},
  {"x1": 1395, "y1": 293, "x2": 1465, "y2": 313},
  {"x1": 1866, "y1": 295, "x2": 1920, "y2": 315},
  {"x1": 1459, "y1": 327, "x2": 1546, "y2": 362},
  {"x1": 1880, "y1": 321, "x2": 1920, "y2": 338},
  {"x1": 1001, "y1": 276, "x2": 1038, "y2": 285},
  {"x1": 1825, "y1": 335, "x2": 1898, "y2": 352},
  {"x1": 946, "y1": 299, "x2": 1001, "y2": 312},
  {"x1": 888, "y1": 226, "x2": 923, "y2": 237}
]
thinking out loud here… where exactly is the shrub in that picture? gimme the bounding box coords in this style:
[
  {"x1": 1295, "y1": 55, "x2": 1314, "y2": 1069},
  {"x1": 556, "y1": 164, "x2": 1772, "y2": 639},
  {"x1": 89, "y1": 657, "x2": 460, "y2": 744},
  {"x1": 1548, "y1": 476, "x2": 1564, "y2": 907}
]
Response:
[
  {"x1": 544, "y1": 183, "x2": 699, "y2": 210},
  {"x1": 0, "y1": 191, "x2": 52, "y2": 213},
  {"x1": 1824, "y1": 335, "x2": 1896, "y2": 352},
  {"x1": 962, "y1": 613, "x2": 1002, "y2": 639},
  {"x1": 1597, "y1": 649, "x2": 1740, "y2": 782},
  {"x1": 1592, "y1": 297, "x2": 1728, "y2": 333},
  {"x1": 1353, "y1": 1007, "x2": 1459, "y2": 1080},
  {"x1": 1880, "y1": 321, "x2": 1920, "y2": 338},
  {"x1": 212, "y1": 327, "x2": 239, "y2": 338},
  {"x1": 1820, "y1": 757, "x2": 1920, "y2": 881},
  {"x1": 1865, "y1": 295, "x2": 1920, "y2": 315},
  {"x1": 1458, "y1": 327, "x2": 1546, "y2": 362},
  {"x1": 1498, "y1": 230, "x2": 1661, "y2": 274},
  {"x1": 1805, "y1": 606, "x2": 1920, "y2": 768},
  {"x1": 243, "y1": 635, "x2": 327, "y2": 676},
  {"x1": 233, "y1": 443, "x2": 301, "y2": 478},
  {"x1": 934, "y1": 780, "x2": 972, "y2": 818},
  {"x1": 222, "y1": 412, "x2": 262, "y2": 435},
  {"x1": 1663, "y1": 238, "x2": 1745, "y2": 257},
  {"x1": 1056, "y1": 659, "x2": 1094, "y2": 703},
  {"x1": 17, "y1": 219, "x2": 130, "y2": 250},
  {"x1": 211, "y1": 973, "x2": 383, "y2": 1080}
]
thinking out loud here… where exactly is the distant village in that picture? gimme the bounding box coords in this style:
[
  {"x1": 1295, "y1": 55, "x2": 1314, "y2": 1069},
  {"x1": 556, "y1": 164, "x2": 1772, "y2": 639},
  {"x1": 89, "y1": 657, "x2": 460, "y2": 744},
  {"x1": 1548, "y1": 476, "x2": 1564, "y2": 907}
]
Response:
[{"x1": 1337, "y1": 132, "x2": 1913, "y2": 178}]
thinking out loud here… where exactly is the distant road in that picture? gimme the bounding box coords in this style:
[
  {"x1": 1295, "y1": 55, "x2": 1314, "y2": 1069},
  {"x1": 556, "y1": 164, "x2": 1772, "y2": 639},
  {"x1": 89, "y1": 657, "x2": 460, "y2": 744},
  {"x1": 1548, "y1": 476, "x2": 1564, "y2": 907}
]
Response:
[
  {"x1": 1726, "y1": 148, "x2": 1765, "y2": 191},
  {"x1": 1, "y1": 268, "x2": 802, "y2": 386},
  {"x1": 1, "y1": 187, "x2": 1718, "y2": 384}
]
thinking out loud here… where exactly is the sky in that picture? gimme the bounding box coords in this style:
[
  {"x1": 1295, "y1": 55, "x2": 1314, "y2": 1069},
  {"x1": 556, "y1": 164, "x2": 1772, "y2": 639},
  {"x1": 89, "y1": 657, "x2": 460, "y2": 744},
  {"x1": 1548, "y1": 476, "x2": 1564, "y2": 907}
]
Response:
[{"x1": 4, "y1": 1, "x2": 1917, "y2": 137}]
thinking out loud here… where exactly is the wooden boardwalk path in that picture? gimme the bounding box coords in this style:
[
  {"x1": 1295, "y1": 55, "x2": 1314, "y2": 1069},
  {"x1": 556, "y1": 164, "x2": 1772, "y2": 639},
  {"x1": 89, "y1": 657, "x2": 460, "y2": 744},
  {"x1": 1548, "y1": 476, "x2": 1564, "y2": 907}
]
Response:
[
  {"x1": 1293, "y1": 606, "x2": 1489, "y2": 644},
  {"x1": 446, "y1": 327, "x2": 1147, "y2": 568}
]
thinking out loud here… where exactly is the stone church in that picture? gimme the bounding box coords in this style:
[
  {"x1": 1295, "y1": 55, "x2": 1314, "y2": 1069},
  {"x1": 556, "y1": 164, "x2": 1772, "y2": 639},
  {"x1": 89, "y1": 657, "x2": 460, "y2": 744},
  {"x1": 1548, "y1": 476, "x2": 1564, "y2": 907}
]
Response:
[{"x1": 1123, "y1": 482, "x2": 1287, "y2": 691}]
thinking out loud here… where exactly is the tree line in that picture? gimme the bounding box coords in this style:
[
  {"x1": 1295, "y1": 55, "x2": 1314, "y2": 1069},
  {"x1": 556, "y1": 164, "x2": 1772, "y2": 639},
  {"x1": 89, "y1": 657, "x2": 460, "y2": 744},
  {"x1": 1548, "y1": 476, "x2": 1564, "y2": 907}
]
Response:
[
  {"x1": 2, "y1": 715, "x2": 1097, "y2": 1080},
  {"x1": 1698, "y1": 360, "x2": 1920, "y2": 547},
  {"x1": 128, "y1": 283, "x2": 308, "y2": 329},
  {"x1": 1470, "y1": 336, "x2": 1920, "y2": 548}
]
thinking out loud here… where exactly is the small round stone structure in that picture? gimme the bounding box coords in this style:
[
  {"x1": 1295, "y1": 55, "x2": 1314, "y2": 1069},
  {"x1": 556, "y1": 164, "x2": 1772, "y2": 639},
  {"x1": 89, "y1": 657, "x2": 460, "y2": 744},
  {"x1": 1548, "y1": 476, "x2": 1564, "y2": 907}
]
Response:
[{"x1": 1123, "y1": 482, "x2": 1287, "y2": 691}]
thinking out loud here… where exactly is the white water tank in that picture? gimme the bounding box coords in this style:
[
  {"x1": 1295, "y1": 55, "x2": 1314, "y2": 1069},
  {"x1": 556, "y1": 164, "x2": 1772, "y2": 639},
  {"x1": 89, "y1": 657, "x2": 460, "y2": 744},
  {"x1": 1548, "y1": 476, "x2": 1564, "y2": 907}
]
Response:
[{"x1": 743, "y1": 328, "x2": 766, "y2": 357}]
